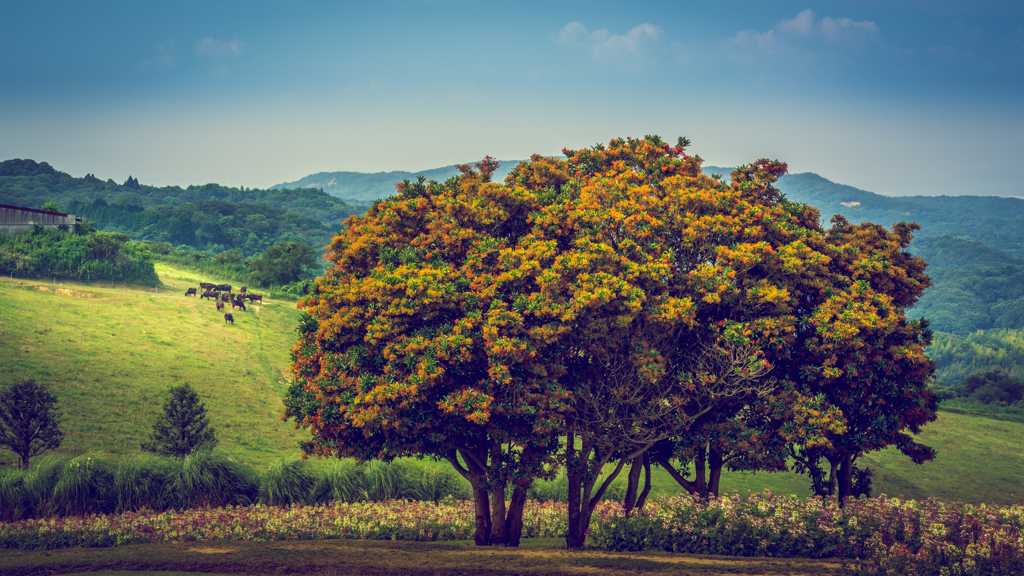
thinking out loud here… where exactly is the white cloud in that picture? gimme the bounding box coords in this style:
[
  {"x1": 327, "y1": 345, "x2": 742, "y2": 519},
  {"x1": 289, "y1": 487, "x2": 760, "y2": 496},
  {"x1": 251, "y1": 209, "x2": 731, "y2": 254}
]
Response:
[
  {"x1": 730, "y1": 9, "x2": 880, "y2": 57},
  {"x1": 141, "y1": 42, "x2": 176, "y2": 69},
  {"x1": 777, "y1": 9, "x2": 815, "y2": 36},
  {"x1": 554, "y1": 22, "x2": 663, "y2": 68},
  {"x1": 820, "y1": 16, "x2": 880, "y2": 47},
  {"x1": 194, "y1": 37, "x2": 244, "y2": 58}
]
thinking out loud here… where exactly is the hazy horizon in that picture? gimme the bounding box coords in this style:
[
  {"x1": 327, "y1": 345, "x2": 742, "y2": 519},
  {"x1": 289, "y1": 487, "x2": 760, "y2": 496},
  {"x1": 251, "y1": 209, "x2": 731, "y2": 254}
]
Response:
[{"x1": 2, "y1": 1, "x2": 1022, "y2": 197}]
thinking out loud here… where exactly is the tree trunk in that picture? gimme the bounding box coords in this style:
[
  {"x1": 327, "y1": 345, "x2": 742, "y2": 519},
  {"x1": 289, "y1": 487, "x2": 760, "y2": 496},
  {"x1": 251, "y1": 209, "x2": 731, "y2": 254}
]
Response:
[
  {"x1": 472, "y1": 484, "x2": 492, "y2": 545},
  {"x1": 695, "y1": 445, "x2": 708, "y2": 497},
  {"x1": 623, "y1": 454, "x2": 644, "y2": 518},
  {"x1": 635, "y1": 455, "x2": 652, "y2": 511},
  {"x1": 836, "y1": 453, "x2": 853, "y2": 507},
  {"x1": 504, "y1": 482, "x2": 529, "y2": 547},
  {"x1": 707, "y1": 447, "x2": 724, "y2": 498},
  {"x1": 489, "y1": 483, "x2": 507, "y2": 545},
  {"x1": 446, "y1": 448, "x2": 492, "y2": 546},
  {"x1": 19, "y1": 452, "x2": 30, "y2": 472},
  {"x1": 653, "y1": 455, "x2": 699, "y2": 495},
  {"x1": 565, "y1": 432, "x2": 584, "y2": 549}
]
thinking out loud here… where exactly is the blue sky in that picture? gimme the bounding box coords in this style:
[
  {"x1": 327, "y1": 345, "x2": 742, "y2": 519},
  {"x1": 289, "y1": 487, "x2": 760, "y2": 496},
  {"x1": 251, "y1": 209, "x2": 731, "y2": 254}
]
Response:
[{"x1": 1, "y1": 1, "x2": 1022, "y2": 196}]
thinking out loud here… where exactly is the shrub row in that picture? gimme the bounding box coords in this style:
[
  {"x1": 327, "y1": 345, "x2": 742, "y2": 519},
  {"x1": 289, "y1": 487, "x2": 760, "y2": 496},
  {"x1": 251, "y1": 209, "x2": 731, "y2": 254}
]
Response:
[
  {"x1": 590, "y1": 492, "x2": 1024, "y2": 575},
  {"x1": 0, "y1": 227, "x2": 158, "y2": 285},
  {"x1": 0, "y1": 451, "x2": 618, "y2": 522}
]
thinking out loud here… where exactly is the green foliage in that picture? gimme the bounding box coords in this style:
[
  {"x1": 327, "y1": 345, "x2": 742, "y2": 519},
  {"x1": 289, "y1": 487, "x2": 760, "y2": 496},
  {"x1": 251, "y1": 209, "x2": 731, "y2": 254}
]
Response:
[
  {"x1": 247, "y1": 241, "x2": 317, "y2": 285},
  {"x1": 959, "y1": 370, "x2": 1024, "y2": 405},
  {"x1": 141, "y1": 384, "x2": 218, "y2": 458},
  {"x1": 928, "y1": 329, "x2": 1024, "y2": 386},
  {"x1": 64, "y1": 198, "x2": 334, "y2": 257},
  {"x1": 0, "y1": 452, "x2": 473, "y2": 522},
  {"x1": 0, "y1": 379, "x2": 64, "y2": 471},
  {"x1": 0, "y1": 228, "x2": 158, "y2": 284},
  {"x1": 165, "y1": 448, "x2": 258, "y2": 508},
  {"x1": 39, "y1": 201, "x2": 61, "y2": 213}
]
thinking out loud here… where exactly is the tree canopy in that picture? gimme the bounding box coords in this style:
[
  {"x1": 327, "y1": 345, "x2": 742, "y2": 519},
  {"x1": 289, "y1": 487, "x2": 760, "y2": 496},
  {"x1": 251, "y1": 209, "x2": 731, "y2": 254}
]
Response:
[
  {"x1": 0, "y1": 379, "x2": 64, "y2": 471},
  {"x1": 284, "y1": 136, "x2": 938, "y2": 547}
]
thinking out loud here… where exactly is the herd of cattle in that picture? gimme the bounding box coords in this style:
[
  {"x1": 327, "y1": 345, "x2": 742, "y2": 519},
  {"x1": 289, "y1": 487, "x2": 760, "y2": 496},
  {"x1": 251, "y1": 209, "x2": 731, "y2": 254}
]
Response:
[{"x1": 183, "y1": 283, "x2": 265, "y2": 325}]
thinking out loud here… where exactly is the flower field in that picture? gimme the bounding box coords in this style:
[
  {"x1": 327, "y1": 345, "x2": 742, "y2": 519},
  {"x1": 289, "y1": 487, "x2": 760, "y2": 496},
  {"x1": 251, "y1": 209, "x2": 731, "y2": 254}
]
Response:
[
  {"x1": 2, "y1": 492, "x2": 1022, "y2": 575},
  {"x1": 0, "y1": 498, "x2": 568, "y2": 551},
  {"x1": 590, "y1": 492, "x2": 1024, "y2": 575}
]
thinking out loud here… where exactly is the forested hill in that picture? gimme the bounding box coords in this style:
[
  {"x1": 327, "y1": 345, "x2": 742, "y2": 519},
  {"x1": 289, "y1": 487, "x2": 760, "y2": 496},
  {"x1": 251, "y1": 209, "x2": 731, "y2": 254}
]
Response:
[
  {"x1": 272, "y1": 160, "x2": 526, "y2": 203},
  {"x1": 705, "y1": 166, "x2": 1024, "y2": 259},
  {"x1": 0, "y1": 158, "x2": 369, "y2": 258},
  {"x1": 0, "y1": 158, "x2": 362, "y2": 228}
]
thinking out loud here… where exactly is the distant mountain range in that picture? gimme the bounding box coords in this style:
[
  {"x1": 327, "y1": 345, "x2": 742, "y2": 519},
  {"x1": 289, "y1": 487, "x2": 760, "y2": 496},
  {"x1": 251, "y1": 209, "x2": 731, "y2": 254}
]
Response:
[
  {"x1": 271, "y1": 160, "x2": 527, "y2": 204},
  {"x1": 276, "y1": 161, "x2": 1024, "y2": 259}
]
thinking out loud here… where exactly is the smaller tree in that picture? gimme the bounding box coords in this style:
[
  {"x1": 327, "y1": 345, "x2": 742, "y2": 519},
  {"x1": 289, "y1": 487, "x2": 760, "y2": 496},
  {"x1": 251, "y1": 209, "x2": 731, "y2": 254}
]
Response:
[
  {"x1": 961, "y1": 370, "x2": 1024, "y2": 405},
  {"x1": 142, "y1": 384, "x2": 217, "y2": 457},
  {"x1": 248, "y1": 241, "x2": 318, "y2": 285},
  {"x1": 0, "y1": 379, "x2": 64, "y2": 470}
]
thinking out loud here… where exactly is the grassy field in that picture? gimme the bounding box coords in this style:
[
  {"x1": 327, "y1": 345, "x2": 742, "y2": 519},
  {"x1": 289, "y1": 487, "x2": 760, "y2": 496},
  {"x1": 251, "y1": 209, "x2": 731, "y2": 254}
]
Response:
[
  {"x1": 0, "y1": 263, "x2": 307, "y2": 468},
  {"x1": 1, "y1": 264, "x2": 1022, "y2": 505},
  {"x1": 0, "y1": 539, "x2": 845, "y2": 576}
]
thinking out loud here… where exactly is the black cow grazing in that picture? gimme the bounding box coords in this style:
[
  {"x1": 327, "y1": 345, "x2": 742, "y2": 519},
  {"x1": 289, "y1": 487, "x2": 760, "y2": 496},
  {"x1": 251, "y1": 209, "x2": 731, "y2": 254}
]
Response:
[
  {"x1": 185, "y1": 288, "x2": 197, "y2": 297},
  {"x1": 221, "y1": 293, "x2": 232, "y2": 302},
  {"x1": 248, "y1": 294, "x2": 263, "y2": 303},
  {"x1": 224, "y1": 313, "x2": 234, "y2": 325},
  {"x1": 215, "y1": 284, "x2": 232, "y2": 293},
  {"x1": 216, "y1": 301, "x2": 224, "y2": 311},
  {"x1": 232, "y1": 298, "x2": 247, "y2": 311},
  {"x1": 200, "y1": 282, "x2": 215, "y2": 291},
  {"x1": 201, "y1": 290, "x2": 215, "y2": 300}
]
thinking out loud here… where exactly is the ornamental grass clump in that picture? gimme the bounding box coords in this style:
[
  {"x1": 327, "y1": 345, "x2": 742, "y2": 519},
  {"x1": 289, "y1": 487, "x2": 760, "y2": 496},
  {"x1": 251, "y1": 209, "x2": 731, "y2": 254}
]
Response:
[
  {"x1": 112, "y1": 453, "x2": 176, "y2": 513},
  {"x1": 164, "y1": 449, "x2": 258, "y2": 509},
  {"x1": 258, "y1": 459, "x2": 318, "y2": 506}
]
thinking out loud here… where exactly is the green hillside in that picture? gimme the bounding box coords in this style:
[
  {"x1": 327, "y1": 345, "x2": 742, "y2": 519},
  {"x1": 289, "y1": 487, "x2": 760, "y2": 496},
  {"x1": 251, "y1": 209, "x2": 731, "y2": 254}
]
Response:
[
  {"x1": 0, "y1": 263, "x2": 307, "y2": 468},
  {"x1": 1, "y1": 264, "x2": 1022, "y2": 504}
]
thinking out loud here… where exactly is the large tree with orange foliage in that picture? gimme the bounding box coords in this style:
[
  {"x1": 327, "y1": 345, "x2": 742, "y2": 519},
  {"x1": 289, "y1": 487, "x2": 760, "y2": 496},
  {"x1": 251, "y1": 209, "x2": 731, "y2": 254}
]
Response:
[{"x1": 284, "y1": 135, "x2": 937, "y2": 549}]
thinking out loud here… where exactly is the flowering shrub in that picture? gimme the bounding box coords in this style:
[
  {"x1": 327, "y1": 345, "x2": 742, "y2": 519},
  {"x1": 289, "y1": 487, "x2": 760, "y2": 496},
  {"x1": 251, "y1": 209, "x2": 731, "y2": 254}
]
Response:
[
  {"x1": 0, "y1": 498, "x2": 569, "y2": 551},
  {"x1": 2, "y1": 491, "x2": 1022, "y2": 575},
  {"x1": 590, "y1": 491, "x2": 1024, "y2": 575}
]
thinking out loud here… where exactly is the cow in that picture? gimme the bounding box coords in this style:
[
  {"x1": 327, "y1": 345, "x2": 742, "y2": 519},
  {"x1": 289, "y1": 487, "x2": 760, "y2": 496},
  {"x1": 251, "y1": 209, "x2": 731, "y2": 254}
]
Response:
[
  {"x1": 215, "y1": 284, "x2": 232, "y2": 293},
  {"x1": 201, "y1": 290, "x2": 216, "y2": 300},
  {"x1": 232, "y1": 298, "x2": 247, "y2": 311},
  {"x1": 224, "y1": 313, "x2": 234, "y2": 325},
  {"x1": 221, "y1": 293, "x2": 232, "y2": 302},
  {"x1": 248, "y1": 294, "x2": 263, "y2": 303},
  {"x1": 200, "y1": 282, "x2": 215, "y2": 291},
  {"x1": 185, "y1": 288, "x2": 197, "y2": 297},
  {"x1": 216, "y1": 301, "x2": 224, "y2": 311},
  {"x1": 240, "y1": 287, "x2": 247, "y2": 295}
]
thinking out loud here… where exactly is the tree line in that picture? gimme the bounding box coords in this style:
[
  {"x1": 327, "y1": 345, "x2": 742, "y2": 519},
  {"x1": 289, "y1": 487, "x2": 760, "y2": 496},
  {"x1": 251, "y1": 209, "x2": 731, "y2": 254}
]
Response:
[
  {"x1": 0, "y1": 224, "x2": 158, "y2": 285},
  {"x1": 0, "y1": 158, "x2": 364, "y2": 228},
  {"x1": 283, "y1": 137, "x2": 938, "y2": 548},
  {"x1": 64, "y1": 198, "x2": 333, "y2": 258}
]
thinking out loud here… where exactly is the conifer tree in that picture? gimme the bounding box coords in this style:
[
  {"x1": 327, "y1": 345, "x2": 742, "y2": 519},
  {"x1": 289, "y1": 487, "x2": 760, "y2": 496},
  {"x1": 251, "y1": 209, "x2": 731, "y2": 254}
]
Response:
[{"x1": 142, "y1": 384, "x2": 217, "y2": 457}]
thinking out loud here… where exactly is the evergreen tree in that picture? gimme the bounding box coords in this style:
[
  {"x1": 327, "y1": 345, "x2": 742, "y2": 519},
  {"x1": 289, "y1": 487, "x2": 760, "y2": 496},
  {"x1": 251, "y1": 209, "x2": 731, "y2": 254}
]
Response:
[
  {"x1": 0, "y1": 379, "x2": 64, "y2": 471},
  {"x1": 142, "y1": 383, "x2": 217, "y2": 457}
]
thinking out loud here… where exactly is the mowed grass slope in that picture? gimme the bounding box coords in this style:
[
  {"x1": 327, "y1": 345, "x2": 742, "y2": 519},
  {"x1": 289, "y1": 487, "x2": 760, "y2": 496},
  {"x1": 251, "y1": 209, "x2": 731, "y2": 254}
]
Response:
[
  {"x1": 0, "y1": 263, "x2": 307, "y2": 468},
  {"x1": 1, "y1": 264, "x2": 1022, "y2": 505}
]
